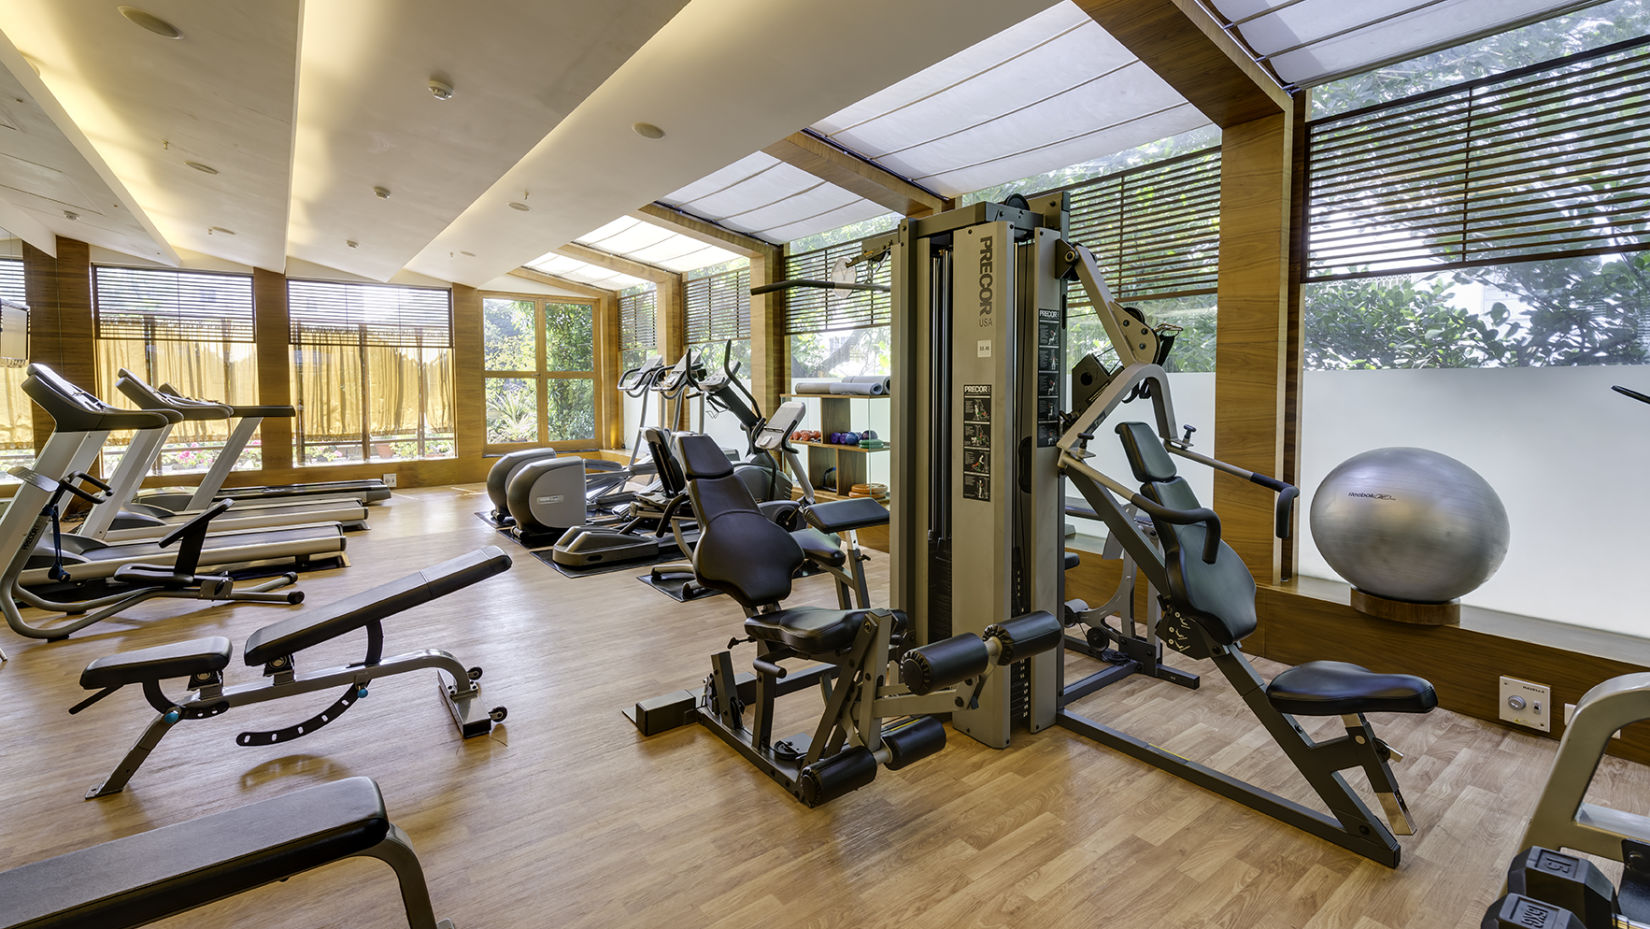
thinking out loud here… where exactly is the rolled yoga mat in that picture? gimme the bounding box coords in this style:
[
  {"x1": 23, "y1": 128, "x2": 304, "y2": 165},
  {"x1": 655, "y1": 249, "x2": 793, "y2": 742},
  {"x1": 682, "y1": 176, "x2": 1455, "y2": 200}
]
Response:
[{"x1": 792, "y1": 377, "x2": 888, "y2": 396}]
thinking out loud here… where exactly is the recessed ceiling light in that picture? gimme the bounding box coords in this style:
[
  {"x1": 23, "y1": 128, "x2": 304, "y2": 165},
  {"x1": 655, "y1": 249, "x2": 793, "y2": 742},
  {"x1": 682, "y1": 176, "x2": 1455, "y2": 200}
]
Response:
[
  {"x1": 508, "y1": 201, "x2": 530, "y2": 212},
  {"x1": 118, "y1": 6, "x2": 182, "y2": 39},
  {"x1": 428, "y1": 78, "x2": 454, "y2": 101},
  {"x1": 346, "y1": 240, "x2": 359, "y2": 249},
  {"x1": 632, "y1": 122, "x2": 665, "y2": 140},
  {"x1": 373, "y1": 185, "x2": 390, "y2": 199},
  {"x1": 186, "y1": 161, "x2": 218, "y2": 175},
  {"x1": 62, "y1": 210, "x2": 78, "y2": 221},
  {"x1": 209, "y1": 226, "x2": 235, "y2": 236}
]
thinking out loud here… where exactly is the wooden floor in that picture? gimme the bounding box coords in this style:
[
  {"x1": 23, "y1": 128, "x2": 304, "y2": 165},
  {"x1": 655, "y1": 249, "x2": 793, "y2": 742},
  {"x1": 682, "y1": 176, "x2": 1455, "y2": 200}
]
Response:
[{"x1": 2, "y1": 485, "x2": 1645, "y2": 929}]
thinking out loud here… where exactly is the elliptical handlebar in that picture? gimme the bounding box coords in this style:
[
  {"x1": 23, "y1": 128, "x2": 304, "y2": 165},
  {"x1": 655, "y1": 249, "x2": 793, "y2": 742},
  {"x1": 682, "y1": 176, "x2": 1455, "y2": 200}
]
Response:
[{"x1": 1614, "y1": 384, "x2": 1650, "y2": 405}]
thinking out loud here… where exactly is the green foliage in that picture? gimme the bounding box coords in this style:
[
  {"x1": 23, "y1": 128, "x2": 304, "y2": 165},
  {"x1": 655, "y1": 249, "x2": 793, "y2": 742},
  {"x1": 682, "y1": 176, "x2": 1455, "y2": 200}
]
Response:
[
  {"x1": 1304, "y1": 274, "x2": 1515, "y2": 369},
  {"x1": 483, "y1": 298, "x2": 535, "y2": 371},
  {"x1": 544, "y1": 302, "x2": 593, "y2": 372},
  {"x1": 546, "y1": 378, "x2": 596, "y2": 442},
  {"x1": 789, "y1": 327, "x2": 890, "y2": 380},
  {"x1": 485, "y1": 378, "x2": 537, "y2": 443}
]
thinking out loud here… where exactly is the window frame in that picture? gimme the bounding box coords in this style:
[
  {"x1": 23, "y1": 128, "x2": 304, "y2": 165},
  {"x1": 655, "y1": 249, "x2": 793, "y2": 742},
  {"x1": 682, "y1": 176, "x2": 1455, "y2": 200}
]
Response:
[{"x1": 481, "y1": 290, "x2": 601, "y2": 453}]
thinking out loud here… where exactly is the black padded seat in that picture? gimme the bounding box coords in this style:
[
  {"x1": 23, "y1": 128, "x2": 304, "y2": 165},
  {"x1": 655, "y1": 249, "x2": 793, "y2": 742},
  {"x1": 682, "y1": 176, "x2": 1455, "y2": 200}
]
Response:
[
  {"x1": 791, "y1": 527, "x2": 846, "y2": 567},
  {"x1": 1266, "y1": 661, "x2": 1438, "y2": 716},
  {"x1": 745, "y1": 607, "x2": 890, "y2": 655},
  {"x1": 81, "y1": 637, "x2": 232, "y2": 689},
  {"x1": 806, "y1": 497, "x2": 889, "y2": 533},
  {"x1": 0, "y1": 777, "x2": 387, "y2": 929},
  {"x1": 1064, "y1": 552, "x2": 1081, "y2": 571},
  {"x1": 243, "y1": 547, "x2": 510, "y2": 666}
]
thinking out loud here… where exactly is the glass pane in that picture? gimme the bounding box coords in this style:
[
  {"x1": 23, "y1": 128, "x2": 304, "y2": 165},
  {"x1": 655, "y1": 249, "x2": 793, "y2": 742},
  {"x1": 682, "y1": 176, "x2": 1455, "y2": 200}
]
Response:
[
  {"x1": 483, "y1": 297, "x2": 537, "y2": 371},
  {"x1": 788, "y1": 327, "x2": 891, "y2": 380},
  {"x1": 0, "y1": 363, "x2": 32, "y2": 483},
  {"x1": 545, "y1": 302, "x2": 593, "y2": 372},
  {"x1": 546, "y1": 378, "x2": 595, "y2": 441},
  {"x1": 486, "y1": 377, "x2": 540, "y2": 444}
]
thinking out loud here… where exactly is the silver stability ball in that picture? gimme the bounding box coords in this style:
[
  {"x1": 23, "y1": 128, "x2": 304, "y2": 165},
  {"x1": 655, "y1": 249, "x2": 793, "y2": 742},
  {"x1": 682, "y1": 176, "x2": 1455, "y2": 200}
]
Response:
[{"x1": 1309, "y1": 447, "x2": 1510, "y2": 603}]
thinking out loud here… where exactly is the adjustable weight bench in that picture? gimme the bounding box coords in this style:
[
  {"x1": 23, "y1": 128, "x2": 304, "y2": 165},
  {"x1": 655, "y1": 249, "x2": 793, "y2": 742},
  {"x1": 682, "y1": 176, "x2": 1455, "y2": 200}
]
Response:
[
  {"x1": 0, "y1": 776, "x2": 455, "y2": 929},
  {"x1": 72, "y1": 547, "x2": 512, "y2": 798}
]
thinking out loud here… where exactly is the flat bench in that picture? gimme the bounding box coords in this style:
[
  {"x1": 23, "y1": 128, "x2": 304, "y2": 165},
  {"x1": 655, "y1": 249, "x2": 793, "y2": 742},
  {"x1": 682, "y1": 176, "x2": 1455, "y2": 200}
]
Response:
[
  {"x1": 72, "y1": 547, "x2": 512, "y2": 798},
  {"x1": 0, "y1": 777, "x2": 454, "y2": 929}
]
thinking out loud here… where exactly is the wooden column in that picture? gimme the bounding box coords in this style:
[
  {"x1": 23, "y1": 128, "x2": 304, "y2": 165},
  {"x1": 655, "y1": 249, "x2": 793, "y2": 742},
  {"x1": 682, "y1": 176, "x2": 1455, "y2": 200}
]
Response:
[
  {"x1": 451, "y1": 284, "x2": 485, "y2": 461},
  {"x1": 1212, "y1": 98, "x2": 1305, "y2": 584},
  {"x1": 749, "y1": 244, "x2": 786, "y2": 415},
  {"x1": 24, "y1": 237, "x2": 92, "y2": 446},
  {"x1": 251, "y1": 268, "x2": 293, "y2": 472},
  {"x1": 597, "y1": 292, "x2": 621, "y2": 448}
]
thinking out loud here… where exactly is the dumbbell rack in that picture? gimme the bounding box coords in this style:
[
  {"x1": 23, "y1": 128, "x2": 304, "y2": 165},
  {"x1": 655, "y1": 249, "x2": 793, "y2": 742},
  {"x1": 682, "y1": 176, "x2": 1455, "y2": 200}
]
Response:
[{"x1": 780, "y1": 392, "x2": 889, "y2": 500}]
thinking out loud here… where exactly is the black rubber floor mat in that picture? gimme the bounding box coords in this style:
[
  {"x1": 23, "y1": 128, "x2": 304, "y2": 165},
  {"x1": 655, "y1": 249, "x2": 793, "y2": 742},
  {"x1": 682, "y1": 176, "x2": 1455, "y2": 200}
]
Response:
[{"x1": 636, "y1": 570, "x2": 722, "y2": 602}]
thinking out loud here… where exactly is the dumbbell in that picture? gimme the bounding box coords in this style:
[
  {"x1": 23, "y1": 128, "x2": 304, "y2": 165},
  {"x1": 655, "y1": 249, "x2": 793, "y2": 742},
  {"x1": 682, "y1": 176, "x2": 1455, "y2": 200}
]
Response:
[
  {"x1": 1484, "y1": 894, "x2": 1587, "y2": 929},
  {"x1": 1493, "y1": 846, "x2": 1649, "y2": 929}
]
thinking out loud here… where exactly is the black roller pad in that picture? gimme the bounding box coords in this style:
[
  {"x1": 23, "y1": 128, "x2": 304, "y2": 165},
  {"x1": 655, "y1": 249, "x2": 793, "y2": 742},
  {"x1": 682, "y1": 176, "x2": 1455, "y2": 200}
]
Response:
[{"x1": 901, "y1": 634, "x2": 990, "y2": 695}]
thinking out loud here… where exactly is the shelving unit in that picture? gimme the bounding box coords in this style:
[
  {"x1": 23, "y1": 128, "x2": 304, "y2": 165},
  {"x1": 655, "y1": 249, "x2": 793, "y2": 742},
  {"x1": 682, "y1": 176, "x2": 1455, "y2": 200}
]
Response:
[{"x1": 781, "y1": 392, "x2": 889, "y2": 500}]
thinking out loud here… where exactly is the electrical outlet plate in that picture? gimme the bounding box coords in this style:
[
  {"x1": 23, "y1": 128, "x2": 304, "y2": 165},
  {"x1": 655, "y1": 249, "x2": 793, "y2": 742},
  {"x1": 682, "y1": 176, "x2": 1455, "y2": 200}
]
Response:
[
  {"x1": 1500, "y1": 676, "x2": 1552, "y2": 732},
  {"x1": 382, "y1": 473, "x2": 397, "y2": 488}
]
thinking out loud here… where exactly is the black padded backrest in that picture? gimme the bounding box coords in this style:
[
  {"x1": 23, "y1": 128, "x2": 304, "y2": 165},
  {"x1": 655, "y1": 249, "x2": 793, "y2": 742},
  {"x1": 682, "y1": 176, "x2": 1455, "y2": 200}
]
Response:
[
  {"x1": 1116, "y1": 422, "x2": 1178, "y2": 483},
  {"x1": 643, "y1": 426, "x2": 687, "y2": 494},
  {"x1": 1141, "y1": 476, "x2": 1258, "y2": 644},
  {"x1": 679, "y1": 433, "x2": 801, "y2": 609}
]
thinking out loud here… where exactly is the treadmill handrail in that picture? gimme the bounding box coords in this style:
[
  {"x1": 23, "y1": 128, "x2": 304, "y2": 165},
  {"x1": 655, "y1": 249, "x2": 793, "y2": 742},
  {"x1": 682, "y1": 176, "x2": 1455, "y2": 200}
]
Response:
[
  {"x1": 116, "y1": 369, "x2": 233, "y2": 421},
  {"x1": 23, "y1": 364, "x2": 169, "y2": 433}
]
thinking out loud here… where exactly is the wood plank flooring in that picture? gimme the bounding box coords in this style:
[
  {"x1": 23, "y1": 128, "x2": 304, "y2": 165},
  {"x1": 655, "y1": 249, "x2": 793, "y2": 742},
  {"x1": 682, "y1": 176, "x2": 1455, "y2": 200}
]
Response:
[{"x1": 1, "y1": 485, "x2": 1644, "y2": 929}]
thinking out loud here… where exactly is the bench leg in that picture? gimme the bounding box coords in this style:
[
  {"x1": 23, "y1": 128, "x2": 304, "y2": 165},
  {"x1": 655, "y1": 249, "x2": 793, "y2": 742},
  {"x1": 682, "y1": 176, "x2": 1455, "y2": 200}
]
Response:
[
  {"x1": 361, "y1": 822, "x2": 455, "y2": 929},
  {"x1": 87, "y1": 710, "x2": 177, "y2": 799}
]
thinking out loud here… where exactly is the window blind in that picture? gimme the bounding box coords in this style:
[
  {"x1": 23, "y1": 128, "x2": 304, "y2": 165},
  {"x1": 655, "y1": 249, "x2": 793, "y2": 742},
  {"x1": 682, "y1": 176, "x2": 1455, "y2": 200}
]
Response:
[
  {"x1": 288, "y1": 280, "x2": 452, "y2": 348},
  {"x1": 784, "y1": 239, "x2": 893, "y2": 334},
  {"x1": 1052, "y1": 146, "x2": 1222, "y2": 315},
  {"x1": 1306, "y1": 35, "x2": 1650, "y2": 281},
  {"x1": 685, "y1": 266, "x2": 750, "y2": 343},
  {"x1": 619, "y1": 286, "x2": 657, "y2": 351},
  {"x1": 94, "y1": 266, "x2": 255, "y2": 341},
  {"x1": 0, "y1": 259, "x2": 25, "y2": 307}
]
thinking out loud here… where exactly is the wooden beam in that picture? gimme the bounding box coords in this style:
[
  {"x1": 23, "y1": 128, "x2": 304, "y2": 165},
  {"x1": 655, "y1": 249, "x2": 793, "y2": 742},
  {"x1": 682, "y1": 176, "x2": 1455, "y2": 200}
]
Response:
[
  {"x1": 25, "y1": 237, "x2": 92, "y2": 448},
  {"x1": 507, "y1": 267, "x2": 614, "y2": 300},
  {"x1": 763, "y1": 131, "x2": 949, "y2": 217},
  {"x1": 597, "y1": 292, "x2": 622, "y2": 449},
  {"x1": 1211, "y1": 101, "x2": 1304, "y2": 584},
  {"x1": 747, "y1": 244, "x2": 787, "y2": 416},
  {"x1": 555, "y1": 242, "x2": 675, "y2": 286},
  {"x1": 251, "y1": 268, "x2": 293, "y2": 472},
  {"x1": 451, "y1": 284, "x2": 486, "y2": 461},
  {"x1": 1076, "y1": 0, "x2": 1289, "y2": 128},
  {"x1": 635, "y1": 203, "x2": 770, "y2": 258}
]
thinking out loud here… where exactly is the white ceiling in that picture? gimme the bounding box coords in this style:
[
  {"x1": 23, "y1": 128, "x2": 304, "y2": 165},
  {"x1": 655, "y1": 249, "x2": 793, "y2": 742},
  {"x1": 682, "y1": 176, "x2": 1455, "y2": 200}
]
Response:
[
  {"x1": 1206, "y1": 0, "x2": 1606, "y2": 86},
  {"x1": 0, "y1": 0, "x2": 1610, "y2": 289}
]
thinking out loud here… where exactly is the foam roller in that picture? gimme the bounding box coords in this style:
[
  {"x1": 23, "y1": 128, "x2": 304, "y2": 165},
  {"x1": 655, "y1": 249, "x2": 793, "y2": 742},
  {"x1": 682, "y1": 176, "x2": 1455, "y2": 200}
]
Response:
[
  {"x1": 983, "y1": 610, "x2": 1063, "y2": 664},
  {"x1": 799, "y1": 747, "x2": 877, "y2": 807},
  {"x1": 901, "y1": 634, "x2": 990, "y2": 695},
  {"x1": 882, "y1": 716, "x2": 946, "y2": 770}
]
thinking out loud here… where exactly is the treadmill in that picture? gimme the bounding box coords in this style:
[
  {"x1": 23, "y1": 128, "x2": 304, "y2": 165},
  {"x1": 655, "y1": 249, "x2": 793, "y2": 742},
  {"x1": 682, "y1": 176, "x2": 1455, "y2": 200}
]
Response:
[
  {"x1": 72, "y1": 369, "x2": 370, "y2": 541},
  {"x1": 134, "y1": 387, "x2": 391, "y2": 509},
  {"x1": 2, "y1": 364, "x2": 347, "y2": 588}
]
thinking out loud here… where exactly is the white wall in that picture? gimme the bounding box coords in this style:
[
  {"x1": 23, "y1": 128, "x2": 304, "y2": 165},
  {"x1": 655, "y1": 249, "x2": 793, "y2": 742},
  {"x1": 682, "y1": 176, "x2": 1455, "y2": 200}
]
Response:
[{"x1": 1297, "y1": 364, "x2": 1650, "y2": 635}]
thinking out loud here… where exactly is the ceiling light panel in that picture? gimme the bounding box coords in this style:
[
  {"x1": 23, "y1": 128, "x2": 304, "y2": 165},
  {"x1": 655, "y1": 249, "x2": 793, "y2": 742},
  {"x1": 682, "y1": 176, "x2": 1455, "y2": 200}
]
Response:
[
  {"x1": 410, "y1": 0, "x2": 1059, "y2": 287},
  {"x1": 810, "y1": 1, "x2": 1206, "y2": 199},
  {"x1": 289, "y1": 0, "x2": 690, "y2": 281},
  {"x1": 1204, "y1": 0, "x2": 1592, "y2": 86},
  {"x1": 0, "y1": 0, "x2": 298, "y2": 269},
  {"x1": 524, "y1": 251, "x2": 646, "y2": 290},
  {"x1": 764, "y1": 201, "x2": 896, "y2": 245}
]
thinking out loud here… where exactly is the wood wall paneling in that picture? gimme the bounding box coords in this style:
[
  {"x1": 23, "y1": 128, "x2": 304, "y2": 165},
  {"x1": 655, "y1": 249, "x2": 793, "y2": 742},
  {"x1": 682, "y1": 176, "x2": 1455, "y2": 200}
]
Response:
[
  {"x1": 24, "y1": 237, "x2": 93, "y2": 447},
  {"x1": 451, "y1": 284, "x2": 485, "y2": 463},
  {"x1": 749, "y1": 245, "x2": 786, "y2": 416},
  {"x1": 1213, "y1": 112, "x2": 1297, "y2": 583},
  {"x1": 598, "y1": 293, "x2": 621, "y2": 448},
  {"x1": 252, "y1": 268, "x2": 294, "y2": 472}
]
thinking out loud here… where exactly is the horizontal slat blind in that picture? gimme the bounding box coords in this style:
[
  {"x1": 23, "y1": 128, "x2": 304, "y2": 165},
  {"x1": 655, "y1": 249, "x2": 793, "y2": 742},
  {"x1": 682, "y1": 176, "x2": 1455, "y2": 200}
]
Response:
[
  {"x1": 784, "y1": 239, "x2": 892, "y2": 334},
  {"x1": 1050, "y1": 146, "x2": 1221, "y2": 315},
  {"x1": 0, "y1": 259, "x2": 25, "y2": 307},
  {"x1": 94, "y1": 266, "x2": 255, "y2": 341},
  {"x1": 288, "y1": 280, "x2": 452, "y2": 347},
  {"x1": 619, "y1": 287, "x2": 656, "y2": 351},
  {"x1": 685, "y1": 266, "x2": 750, "y2": 343},
  {"x1": 1307, "y1": 36, "x2": 1650, "y2": 280}
]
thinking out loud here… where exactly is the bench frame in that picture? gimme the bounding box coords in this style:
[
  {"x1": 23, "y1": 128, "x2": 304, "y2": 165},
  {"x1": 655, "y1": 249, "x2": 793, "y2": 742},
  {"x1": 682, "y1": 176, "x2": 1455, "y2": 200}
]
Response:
[{"x1": 84, "y1": 641, "x2": 500, "y2": 798}]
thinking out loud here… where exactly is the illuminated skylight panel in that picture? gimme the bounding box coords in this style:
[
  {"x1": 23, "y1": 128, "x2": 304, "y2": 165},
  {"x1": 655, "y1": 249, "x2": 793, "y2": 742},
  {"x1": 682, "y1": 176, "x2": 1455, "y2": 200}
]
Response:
[
  {"x1": 523, "y1": 252, "x2": 645, "y2": 290},
  {"x1": 574, "y1": 215, "x2": 739, "y2": 272},
  {"x1": 1205, "y1": 0, "x2": 1599, "y2": 85}
]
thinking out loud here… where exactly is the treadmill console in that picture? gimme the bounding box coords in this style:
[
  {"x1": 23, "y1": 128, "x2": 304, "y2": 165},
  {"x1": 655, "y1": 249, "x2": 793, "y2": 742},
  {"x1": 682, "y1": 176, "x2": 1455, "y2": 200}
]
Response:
[{"x1": 756, "y1": 400, "x2": 807, "y2": 451}]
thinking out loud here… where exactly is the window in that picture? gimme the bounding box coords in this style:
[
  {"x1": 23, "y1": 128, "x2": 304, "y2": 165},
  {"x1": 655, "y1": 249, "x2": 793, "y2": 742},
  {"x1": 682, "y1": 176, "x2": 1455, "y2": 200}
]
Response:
[
  {"x1": 93, "y1": 266, "x2": 259, "y2": 475},
  {"x1": 288, "y1": 280, "x2": 454, "y2": 465},
  {"x1": 685, "y1": 262, "x2": 751, "y2": 374},
  {"x1": 0, "y1": 258, "x2": 30, "y2": 477},
  {"x1": 618, "y1": 285, "x2": 657, "y2": 372},
  {"x1": 482, "y1": 294, "x2": 596, "y2": 448},
  {"x1": 1297, "y1": 37, "x2": 1650, "y2": 632}
]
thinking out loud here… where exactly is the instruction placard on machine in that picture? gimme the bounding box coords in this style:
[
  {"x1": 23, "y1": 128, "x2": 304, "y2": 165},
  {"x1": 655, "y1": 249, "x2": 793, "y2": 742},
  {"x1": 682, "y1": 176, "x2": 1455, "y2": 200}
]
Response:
[{"x1": 962, "y1": 383, "x2": 991, "y2": 501}]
